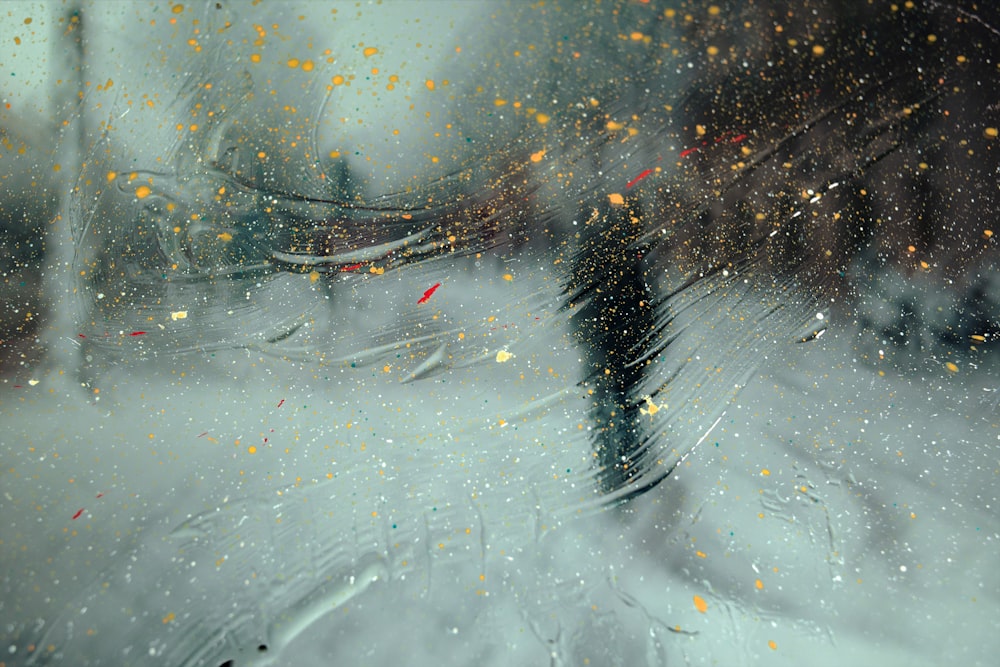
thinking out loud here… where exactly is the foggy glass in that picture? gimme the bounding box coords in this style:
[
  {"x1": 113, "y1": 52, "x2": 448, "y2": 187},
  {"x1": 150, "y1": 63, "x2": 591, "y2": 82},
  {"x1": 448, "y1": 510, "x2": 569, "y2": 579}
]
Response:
[{"x1": 1, "y1": 1, "x2": 998, "y2": 665}]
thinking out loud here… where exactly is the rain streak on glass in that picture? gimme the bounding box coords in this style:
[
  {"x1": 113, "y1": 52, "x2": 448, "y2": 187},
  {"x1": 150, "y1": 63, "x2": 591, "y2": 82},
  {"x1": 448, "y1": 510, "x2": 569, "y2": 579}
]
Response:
[{"x1": 1, "y1": 2, "x2": 998, "y2": 666}]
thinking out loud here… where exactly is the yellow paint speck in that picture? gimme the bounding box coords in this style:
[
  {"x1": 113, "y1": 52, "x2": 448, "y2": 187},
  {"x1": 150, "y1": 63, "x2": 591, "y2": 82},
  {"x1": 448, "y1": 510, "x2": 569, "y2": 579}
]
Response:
[
  {"x1": 639, "y1": 395, "x2": 663, "y2": 417},
  {"x1": 248, "y1": 445, "x2": 257, "y2": 454},
  {"x1": 693, "y1": 595, "x2": 708, "y2": 613},
  {"x1": 945, "y1": 361, "x2": 958, "y2": 373},
  {"x1": 761, "y1": 468, "x2": 771, "y2": 476},
  {"x1": 496, "y1": 350, "x2": 514, "y2": 363},
  {"x1": 502, "y1": 273, "x2": 513, "y2": 281},
  {"x1": 217, "y1": 232, "x2": 233, "y2": 242},
  {"x1": 812, "y1": 44, "x2": 825, "y2": 56},
  {"x1": 170, "y1": 310, "x2": 188, "y2": 320},
  {"x1": 162, "y1": 612, "x2": 176, "y2": 623},
  {"x1": 985, "y1": 127, "x2": 998, "y2": 138},
  {"x1": 535, "y1": 112, "x2": 550, "y2": 125}
]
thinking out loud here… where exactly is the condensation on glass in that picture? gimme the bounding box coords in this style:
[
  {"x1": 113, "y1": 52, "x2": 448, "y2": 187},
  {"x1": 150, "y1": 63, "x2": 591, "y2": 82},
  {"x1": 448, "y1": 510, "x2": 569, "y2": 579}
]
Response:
[{"x1": 1, "y1": 2, "x2": 998, "y2": 666}]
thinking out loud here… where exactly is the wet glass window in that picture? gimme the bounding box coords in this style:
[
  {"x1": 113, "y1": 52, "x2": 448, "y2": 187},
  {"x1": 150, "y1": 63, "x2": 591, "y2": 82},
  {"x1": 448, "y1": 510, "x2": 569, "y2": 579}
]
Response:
[{"x1": 2, "y1": 1, "x2": 998, "y2": 665}]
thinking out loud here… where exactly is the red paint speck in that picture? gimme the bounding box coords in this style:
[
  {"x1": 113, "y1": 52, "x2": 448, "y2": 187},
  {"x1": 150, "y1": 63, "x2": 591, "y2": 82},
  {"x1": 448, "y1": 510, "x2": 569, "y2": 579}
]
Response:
[
  {"x1": 277, "y1": 399, "x2": 285, "y2": 408},
  {"x1": 128, "y1": 331, "x2": 147, "y2": 337},
  {"x1": 340, "y1": 263, "x2": 363, "y2": 272},
  {"x1": 77, "y1": 333, "x2": 87, "y2": 338},
  {"x1": 680, "y1": 146, "x2": 700, "y2": 158},
  {"x1": 626, "y1": 168, "x2": 653, "y2": 189},
  {"x1": 417, "y1": 282, "x2": 442, "y2": 305},
  {"x1": 72, "y1": 509, "x2": 84, "y2": 520},
  {"x1": 197, "y1": 431, "x2": 209, "y2": 438},
  {"x1": 95, "y1": 493, "x2": 105, "y2": 499}
]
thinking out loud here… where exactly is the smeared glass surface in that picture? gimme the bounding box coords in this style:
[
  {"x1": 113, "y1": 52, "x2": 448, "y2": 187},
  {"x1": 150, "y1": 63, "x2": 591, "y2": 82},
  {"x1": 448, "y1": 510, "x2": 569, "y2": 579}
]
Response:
[{"x1": 1, "y1": 2, "x2": 998, "y2": 665}]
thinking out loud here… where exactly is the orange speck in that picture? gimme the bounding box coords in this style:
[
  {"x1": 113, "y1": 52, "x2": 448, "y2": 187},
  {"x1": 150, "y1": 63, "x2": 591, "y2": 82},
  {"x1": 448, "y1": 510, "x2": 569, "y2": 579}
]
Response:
[
  {"x1": 761, "y1": 468, "x2": 770, "y2": 476},
  {"x1": 301, "y1": 60, "x2": 314, "y2": 72},
  {"x1": 695, "y1": 550, "x2": 707, "y2": 559},
  {"x1": 945, "y1": 361, "x2": 958, "y2": 373},
  {"x1": 135, "y1": 185, "x2": 151, "y2": 199},
  {"x1": 287, "y1": 58, "x2": 300, "y2": 68},
  {"x1": 363, "y1": 47, "x2": 378, "y2": 57},
  {"x1": 768, "y1": 640, "x2": 778, "y2": 650},
  {"x1": 693, "y1": 595, "x2": 708, "y2": 613},
  {"x1": 332, "y1": 75, "x2": 345, "y2": 86},
  {"x1": 630, "y1": 31, "x2": 645, "y2": 41},
  {"x1": 535, "y1": 112, "x2": 550, "y2": 125},
  {"x1": 162, "y1": 612, "x2": 176, "y2": 623},
  {"x1": 425, "y1": 79, "x2": 435, "y2": 91},
  {"x1": 248, "y1": 445, "x2": 257, "y2": 454},
  {"x1": 608, "y1": 193, "x2": 624, "y2": 205},
  {"x1": 530, "y1": 149, "x2": 546, "y2": 163},
  {"x1": 502, "y1": 273, "x2": 513, "y2": 282},
  {"x1": 494, "y1": 98, "x2": 507, "y2": 106},
  {"x1": 755, "y1": 578, "x2": 764, "y2": 590},
  {"x1": 217, "y1": 232, "x2": 233, "y2": 242}
]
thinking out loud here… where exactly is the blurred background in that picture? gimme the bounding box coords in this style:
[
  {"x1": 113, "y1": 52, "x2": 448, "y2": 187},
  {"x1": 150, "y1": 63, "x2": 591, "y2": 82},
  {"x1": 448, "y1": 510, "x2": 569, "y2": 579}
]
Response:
[{"x1": 1, "y1": 2, "x2": 998, "y2": 666}]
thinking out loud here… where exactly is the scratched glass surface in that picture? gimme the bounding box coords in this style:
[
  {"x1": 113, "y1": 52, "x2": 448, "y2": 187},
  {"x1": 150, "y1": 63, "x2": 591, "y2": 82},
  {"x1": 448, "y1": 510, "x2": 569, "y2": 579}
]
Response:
[{"x1": 1, "y1": 1, "x2": 999, "y2": 665}]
